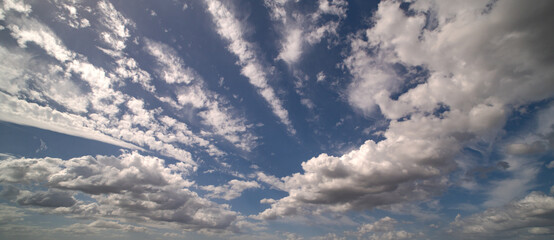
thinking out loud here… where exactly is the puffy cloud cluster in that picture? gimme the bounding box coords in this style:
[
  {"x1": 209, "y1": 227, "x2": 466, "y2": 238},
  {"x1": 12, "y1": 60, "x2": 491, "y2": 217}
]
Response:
[
  {"x1": 0, "y1": 152, "x2": 239, "y2": 230},
  {"x1": 257, "y1": 0, "x2": 554, "y2": 219},
  {"x1": 347, "y1": 0, "x2": 554, "y2": 119},
  {"x1": 450, "y1": 191, "x2": 554, "y2": 239},
  {"x1": 205, "y1": 0, "x2": 295, "y2": 135}
]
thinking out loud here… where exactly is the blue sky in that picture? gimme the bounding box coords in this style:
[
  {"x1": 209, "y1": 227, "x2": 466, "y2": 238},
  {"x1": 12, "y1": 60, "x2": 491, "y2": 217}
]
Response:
[{"x1": 1, "y1": 0, "x2": 554, "y2": 239}]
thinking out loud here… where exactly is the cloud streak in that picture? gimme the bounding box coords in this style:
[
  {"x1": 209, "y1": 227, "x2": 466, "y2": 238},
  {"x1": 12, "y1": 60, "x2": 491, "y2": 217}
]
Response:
[{"x1": 205, "y1": 0, "x2": 295, "y2": 135}]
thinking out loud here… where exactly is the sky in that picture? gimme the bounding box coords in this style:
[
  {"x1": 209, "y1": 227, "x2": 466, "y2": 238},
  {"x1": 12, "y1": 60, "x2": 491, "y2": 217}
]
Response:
[{"x1": 0, "y1": 0, "x2": 553, "y2": 239}]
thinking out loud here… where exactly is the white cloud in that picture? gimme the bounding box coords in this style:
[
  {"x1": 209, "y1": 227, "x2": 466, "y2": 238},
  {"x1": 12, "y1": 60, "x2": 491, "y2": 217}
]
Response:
[
  {"x1": 94, "y1": 3, "x2": 155, "y2": 92},
  {"x1": 301, "y1": 98, "x2": 315, "y2": 110},
  {"x1": 144, "y1": 39, "x2": 258, "y2": 152},
  {"x1": 255, "y1": 172, "x2": 286, "y2": 191},
  {"x1": 202, "y1": 179, "x2": 261, "y2": 200},
  {"x1": 205, "y1": 0, "x2": 295, "y2": 135},
  {"x1": 0, "y1": 45, "x2": 90, "y2": 113},
  {"x1": 450, "y1": 191, "x2": 554, "y2": 239},
  {"x1": 7, "y1": 17, "x2": 75, "y2": 62},
  {"x1": 0, "y1": 92, "x2": 140, "y2": 150},
  {"x1": 260, "y1": 198, "x2": 276, "y2": 204},
  {"x1": 51, "y1": 0, "x2": 90, "y2": 29},
  {"x1": 0, "y1": 8, "x2": 221, "y2": 162},
  {"x1": 277, "y1": 28, "x2": 303, "y2": 64},
  {"x1": 347, "y1": 0, "x2": 554, "y2": 119},
  {"x1": 112, "y1": 55, "x2": 155, "y2": 92},
  {"x1": 1, "y1": 0, "x2": 31, "y2": 20},
  {"x1": 96, "y1": 0, "x2": 134, "y2": 51},
  {"x1": 256, "y1": 0, "x2": 554, "y2": 220},
  {"x1": 144, "y1": 38, "x2": 196, "y2": 84},
  {"x1": 316, "y1": 71, "x2": 326, "y2": 82},
  {"x1": 267, "y1": 0, "x2": 348, "y2": 65}
]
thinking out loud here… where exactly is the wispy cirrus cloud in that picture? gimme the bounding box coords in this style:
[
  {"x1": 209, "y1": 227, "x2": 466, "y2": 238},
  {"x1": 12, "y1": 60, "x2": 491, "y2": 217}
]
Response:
[
  {"x1": 144, "y1": 38, "x2": 258, "y2": 152},
  {"x1": 204, "y1": 0, "x2": 295, "y2": 135},
  {"x1": 201, "y1": 179, "x2": 260, "y2": 200}
]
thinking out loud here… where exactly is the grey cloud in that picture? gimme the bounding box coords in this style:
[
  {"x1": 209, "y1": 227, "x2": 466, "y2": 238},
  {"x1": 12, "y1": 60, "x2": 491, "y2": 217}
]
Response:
[
  {"x1": 55, "y1": 220, "x2": 147, "y2": 235},
  {"x1": 0, "y1": 152, "x2": 239, "y2": 230},
  {"x1": 310, "y1": 233, "x2": 345, "y2": 240},
  {"x1": 450, "y1": 191, "x2": 554, "y2": 239},
  {"x1": 0, "y1": 204, "x2": 26, "y2": 224},
  {"x1": 15, "y1": 189, "x2": 76, "y2": 208},
  {"x1": 0, "y1": 156, "x2": 63, "y2": 184}
]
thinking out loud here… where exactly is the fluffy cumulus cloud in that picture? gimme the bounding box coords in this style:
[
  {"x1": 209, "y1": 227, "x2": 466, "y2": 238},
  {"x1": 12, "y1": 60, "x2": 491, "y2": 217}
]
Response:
[
  {"x1": 204, "y1": 0, "x2": 295, "y2": 135},
  {"x1": 450, "y1": 191, "x2": 554, "y2": 239},
  {"x1": 256, "y1": 0, "x2": 554, "y2": 220},
  {"x1": 0, "y1": 152, "x2": 240, "y2": 231}
]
